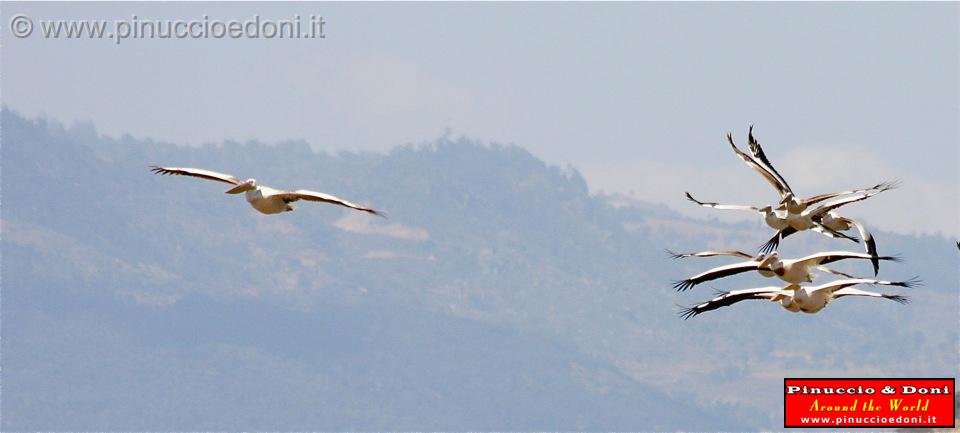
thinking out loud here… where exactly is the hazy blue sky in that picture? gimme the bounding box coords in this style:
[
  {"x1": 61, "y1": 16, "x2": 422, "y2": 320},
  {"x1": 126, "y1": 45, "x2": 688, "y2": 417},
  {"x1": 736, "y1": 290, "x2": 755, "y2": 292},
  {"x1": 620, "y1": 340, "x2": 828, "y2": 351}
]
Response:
[{"x1": 3, "y1": 2, "x2": 957, "y2": 236}]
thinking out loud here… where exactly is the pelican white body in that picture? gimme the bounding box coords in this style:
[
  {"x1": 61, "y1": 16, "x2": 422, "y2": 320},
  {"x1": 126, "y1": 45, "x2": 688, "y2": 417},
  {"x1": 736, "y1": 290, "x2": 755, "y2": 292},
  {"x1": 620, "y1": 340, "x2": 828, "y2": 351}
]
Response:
[
  {"x1": 778, "y1": 286, "x2": 830, "y2": 314},
  {"x1": 245, "y1": 186, "x2": 295, "y2": 214}
]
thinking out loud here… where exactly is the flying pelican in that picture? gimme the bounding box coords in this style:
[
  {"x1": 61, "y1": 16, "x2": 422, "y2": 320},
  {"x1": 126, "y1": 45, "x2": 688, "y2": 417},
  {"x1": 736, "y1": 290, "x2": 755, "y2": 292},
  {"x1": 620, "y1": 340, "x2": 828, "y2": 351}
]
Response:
[
  {"x1": 665, "y1": 249, "x2": 857, "y2": 279},
  {"x1": 150, "y1": 166, "x2": 383, "y2": 216},
  {"x1": 679, "y1": 277, "x2": 918, "y2": 319},
  {"x1": 686, "y1": 181, "x2": 895, "y2": 233},
  {"x1": 672, "y1": 250, "x2": 899, "y2": 291},
  {"x1": 729, "y1": 126, "x2": 894, "y2": 214}
]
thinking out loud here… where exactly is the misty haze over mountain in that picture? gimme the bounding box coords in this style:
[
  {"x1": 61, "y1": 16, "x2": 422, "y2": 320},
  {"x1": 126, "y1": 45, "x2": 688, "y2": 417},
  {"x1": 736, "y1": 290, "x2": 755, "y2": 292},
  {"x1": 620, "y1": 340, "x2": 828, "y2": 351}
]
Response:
[{"x1": 2, "y1": 110, "x2": 957, "y2": 430}]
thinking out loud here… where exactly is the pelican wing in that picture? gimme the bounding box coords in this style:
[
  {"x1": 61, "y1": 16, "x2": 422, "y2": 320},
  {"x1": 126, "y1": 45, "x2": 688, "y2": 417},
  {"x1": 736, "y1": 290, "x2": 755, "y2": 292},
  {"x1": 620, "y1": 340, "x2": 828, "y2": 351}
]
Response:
[
  {"x1": 801, "y1": 180, "x2": 898, "y2": 208},
  {"x1": 832, "y1": 287, "x2": 910, "y2": 304},
  {"x1": 666, "y1": 249, "x2": 754, "y2": 260},
  {"x1": 679, "y1": 287, "x2": 787, "y2": 319},
  {"x1": 807, "y1": 277, "x2": 921, "y2": 295},
  {"x1": 728, "y1": 133, "x2": 791, "y2": 198},
  {"x1": 839, "y1": 216, "x2": 880, "y2": 275},
  {"x1": 746, "y1": 126, "x2": 794, "y2": 194},
  {"x1": 685, "y1": 192, "x2": 761, "y2": 212},
  {"x1": 811, "y1": 222, "x2": 860, "y2": 242},
  {"x1": 806, "y1": 188, "x2": 888, "y2": 218},
  {"x1": 278, "y1": 190, "x2": 383, "y2": 216},
  {"x1": 803, "y1": 191, "x2": 863, "y2": 208},
  {"x1": 815, "y1": 266, "x2": 857, "y2": 279},
  {"x1": 793, "y1": 251, "x2": 895, "y2": 268},
  {"x1": 150, "y1": 166, "x2": 241, "y2": 186},
  {"x1": 673, "y1": 260, "x2": 761, "y2": 291}
]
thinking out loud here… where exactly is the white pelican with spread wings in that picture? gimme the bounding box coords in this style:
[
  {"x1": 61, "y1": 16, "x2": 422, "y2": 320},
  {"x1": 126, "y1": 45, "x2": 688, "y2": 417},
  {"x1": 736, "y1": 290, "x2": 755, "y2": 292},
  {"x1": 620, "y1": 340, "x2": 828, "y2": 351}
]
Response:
[
  {"x1": 671, "y1": 250, "x2": 900, "y2": 291},
  {"x1": 150, "y1": 166, "x2": 383, "y2": 216},
  {"x1": 679, "y1": 277, "x2": 918, "y2": 319}
]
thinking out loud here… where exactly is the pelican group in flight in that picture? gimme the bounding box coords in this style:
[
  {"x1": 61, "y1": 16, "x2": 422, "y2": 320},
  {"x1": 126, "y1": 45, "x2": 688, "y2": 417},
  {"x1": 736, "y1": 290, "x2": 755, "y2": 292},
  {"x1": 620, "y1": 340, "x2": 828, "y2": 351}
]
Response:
[
  {"x1": 679, "y1": 277, "x2": 918, "y2": 319},
  {"x1": 150, "y1": 166, "x2": 383, "y2": 216},
  {"x1": 670, "y1": 127, "x2": 913, "y2": 320}
]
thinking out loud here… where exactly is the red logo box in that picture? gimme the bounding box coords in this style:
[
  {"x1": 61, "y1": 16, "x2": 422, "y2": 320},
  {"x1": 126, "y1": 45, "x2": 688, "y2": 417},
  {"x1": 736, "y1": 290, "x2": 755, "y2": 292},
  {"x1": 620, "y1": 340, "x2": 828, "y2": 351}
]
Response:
[{"x1": 784, "y1": 378, "x2": 955, "y2": 428}]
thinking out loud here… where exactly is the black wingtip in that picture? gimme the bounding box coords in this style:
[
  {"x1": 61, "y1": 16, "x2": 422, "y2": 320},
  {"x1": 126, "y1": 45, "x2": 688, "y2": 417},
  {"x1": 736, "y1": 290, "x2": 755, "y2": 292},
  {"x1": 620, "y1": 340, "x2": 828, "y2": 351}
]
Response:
[
  {"x1": 878, "y1": 178, "x2": 903, "y2": 191},
  {"x1": 664, "y1": 249, "x2": 684, "y2": 260},
  {"x1": 758, "y1": 236, "x2": 780, "y2": 255},
  {"x1": 672, "y1": 279, "x2": 696, "y2": 292},
  {"x1": 901, "y1": 276, "x2": 923, "y2": 288},
  {"x1": 678, "y1": 305, "x2": 701, "y2": 320},
  {"x1": 884, "y1": 294, "x2": 910, "y2": 304},
  {"x1": 880, "y1": 254, "x2": 904, "y2": 263},
  {"x1": 149, "y1": 165, "x2": 171, "y2": 175}
]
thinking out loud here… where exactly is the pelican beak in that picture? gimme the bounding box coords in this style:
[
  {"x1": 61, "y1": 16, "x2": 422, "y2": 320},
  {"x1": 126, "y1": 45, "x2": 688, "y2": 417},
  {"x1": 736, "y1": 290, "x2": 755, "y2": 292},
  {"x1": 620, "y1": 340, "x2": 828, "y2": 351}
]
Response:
[{"x1": 225, "y1": 181, "x2": 255, "y2": 194}]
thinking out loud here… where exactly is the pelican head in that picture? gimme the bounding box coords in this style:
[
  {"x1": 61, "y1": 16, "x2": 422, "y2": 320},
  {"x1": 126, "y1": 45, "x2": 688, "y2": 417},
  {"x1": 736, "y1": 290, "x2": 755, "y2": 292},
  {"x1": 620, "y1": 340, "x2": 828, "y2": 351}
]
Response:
[
  {"x1": 758, "y1": 251, "x2": 779, "y2": 269},
  {"x1": 225, "y1": 178, "x2": 257, "y2": 194},
  {"x1": 760, "y1": 252, "x2": 784, "y2": 275},
  {"x1": 780, "y1": 297, "x2": 801, "y2": 312}
]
